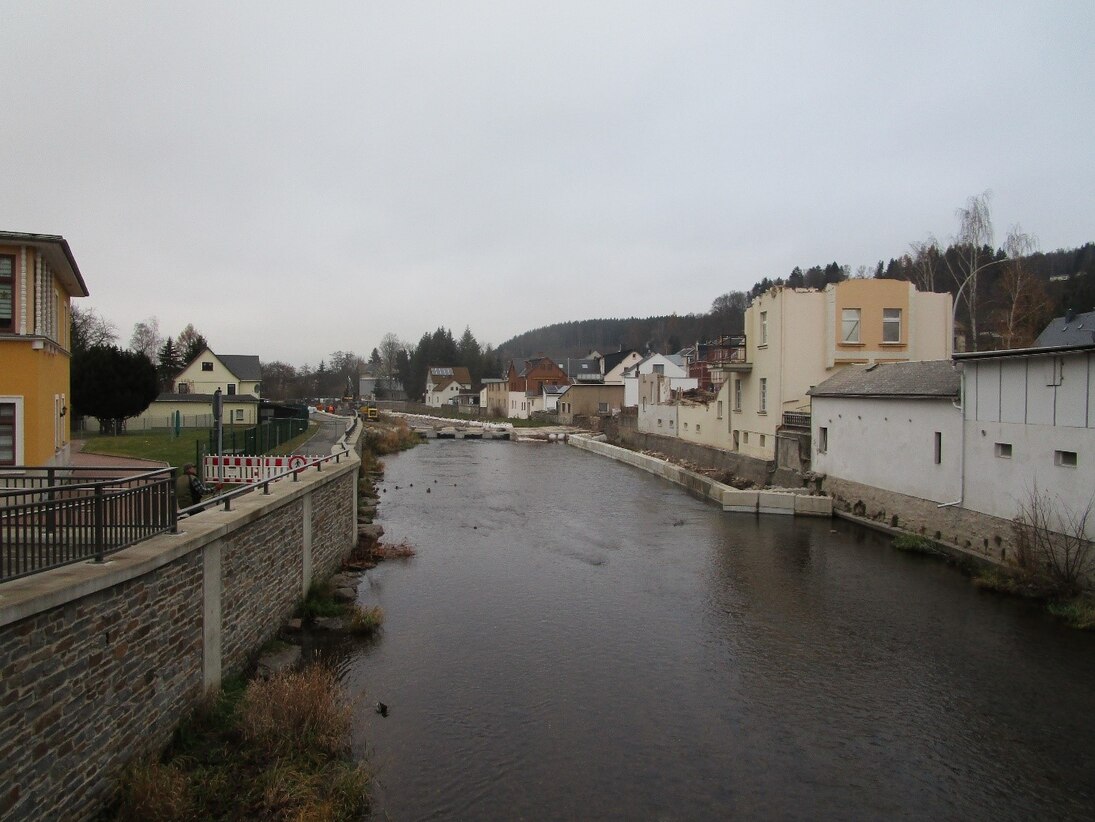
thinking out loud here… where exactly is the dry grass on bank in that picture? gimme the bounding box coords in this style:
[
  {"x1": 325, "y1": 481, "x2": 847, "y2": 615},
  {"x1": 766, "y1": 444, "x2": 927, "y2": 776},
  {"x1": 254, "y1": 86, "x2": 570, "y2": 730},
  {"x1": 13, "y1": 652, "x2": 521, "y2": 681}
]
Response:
[
  {"x1": 112, "y1": 667, "x2": 368, "y2": 821},
  {"x1": 372, "y1": 540, "x2": 417, "y2": 560}
]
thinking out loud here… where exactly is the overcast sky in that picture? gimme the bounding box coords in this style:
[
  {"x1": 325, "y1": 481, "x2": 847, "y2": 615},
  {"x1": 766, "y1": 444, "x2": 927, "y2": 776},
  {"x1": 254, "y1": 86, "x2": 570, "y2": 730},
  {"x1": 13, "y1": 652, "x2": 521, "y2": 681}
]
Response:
[{"x1": 2, "y1": 1, "x2": 1092, "y2": 366}]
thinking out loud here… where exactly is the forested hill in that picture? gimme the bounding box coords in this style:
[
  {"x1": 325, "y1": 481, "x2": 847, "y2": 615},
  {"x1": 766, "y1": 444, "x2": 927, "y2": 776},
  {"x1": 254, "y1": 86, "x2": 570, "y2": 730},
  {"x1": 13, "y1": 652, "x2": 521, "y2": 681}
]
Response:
[
  {"x1": 497, "y1": 242, "x2": 1095, "y2": 362},
  {"x1": 498, "y1": 314, "x2": 736, "y2": 362}
]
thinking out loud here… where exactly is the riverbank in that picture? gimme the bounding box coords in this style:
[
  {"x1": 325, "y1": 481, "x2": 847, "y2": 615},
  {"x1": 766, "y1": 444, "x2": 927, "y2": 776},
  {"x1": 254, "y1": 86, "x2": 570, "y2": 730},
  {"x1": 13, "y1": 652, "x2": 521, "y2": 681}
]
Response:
[{"x1": 102, "y1": 414, "x2": 420, "y2": 820}]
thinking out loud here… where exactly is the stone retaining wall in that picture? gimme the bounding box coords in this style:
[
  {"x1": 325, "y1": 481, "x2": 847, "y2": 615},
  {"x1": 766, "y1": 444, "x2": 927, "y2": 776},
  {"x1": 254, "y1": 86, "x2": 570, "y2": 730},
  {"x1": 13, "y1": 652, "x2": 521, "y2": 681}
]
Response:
[
  {"x1": 603, "y1": 426, "x2": 775, "y2": 488},
  {"x1": 0, "y1": 440, "x2": 360, "y2": 821},
  {"x1": 821, "y1": 475, "x2": 1015, "y2": 564},
  {"x1": 568, "y1": 435, "x2": 830, "y2": 517}
]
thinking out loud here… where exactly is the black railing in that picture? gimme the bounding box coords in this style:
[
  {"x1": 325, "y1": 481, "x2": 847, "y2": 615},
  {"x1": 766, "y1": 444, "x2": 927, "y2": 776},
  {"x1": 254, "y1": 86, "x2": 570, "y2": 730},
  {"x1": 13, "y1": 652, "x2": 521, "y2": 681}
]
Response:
[{"x1": 1, "y1": 467, "x2": 177, "y2": 583}]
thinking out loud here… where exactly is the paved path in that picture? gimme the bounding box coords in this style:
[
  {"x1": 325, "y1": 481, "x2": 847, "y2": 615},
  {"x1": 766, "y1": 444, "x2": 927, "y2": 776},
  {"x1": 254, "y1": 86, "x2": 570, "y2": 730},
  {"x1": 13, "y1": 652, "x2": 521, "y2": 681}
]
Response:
[
  {"x1": 292, "y1": 414, "x2": 350, "y2": 456},
  {"x1": 68, "y1": 439, "x2": 169, "y2": 471}
]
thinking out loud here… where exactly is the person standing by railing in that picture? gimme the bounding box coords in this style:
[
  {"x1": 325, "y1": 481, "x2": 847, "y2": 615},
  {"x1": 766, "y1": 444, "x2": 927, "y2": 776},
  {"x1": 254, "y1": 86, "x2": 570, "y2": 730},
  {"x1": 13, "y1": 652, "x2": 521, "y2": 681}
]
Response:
[{"x1": 175, "y1": 463, "x2": 220, "y2": 509}]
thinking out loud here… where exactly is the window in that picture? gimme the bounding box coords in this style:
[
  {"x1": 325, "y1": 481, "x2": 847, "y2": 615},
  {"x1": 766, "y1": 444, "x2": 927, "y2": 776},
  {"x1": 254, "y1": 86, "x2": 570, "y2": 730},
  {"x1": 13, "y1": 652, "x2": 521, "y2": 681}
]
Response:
[
  {"x1": 995, "y1": 442, "x2": 1012, "y2": 459},
  {"x1": 201, "y1": 362, "x2": 214, "y2": 372},
  {"x1": 657, "y1": 418, "x2": 662, "y2": 427},
  {"x1": 226, "y1": 384, "x2": 236, "y2": 395},
  {"x1": 0, "y1": 401, "x2": 16, "y2": 465},
  {"x1": 759, "y1": 311, "x2": 768, "y2": 345},
  {"x1": 818, "y1": 426, "x2": 828, "y2": 453},
  {"x1": 1055, "y1": 450, "x2": 1077, "y2": 467},
  {"x1": 683, "y1": 422, "x2": 689, "y2": 430},
  {"x1": 717, "y1": 401, "x2": 723, "y2": 419},
  {"x1": 934, "y1": 432, "x2": 942, "y2": 464},
  {"x1": 760, "y1": 434, "x2": 766, "y2": 448},
  {"x1": 652, "y1": 363, "x2": 664, "y2": 375},
  {"x1": 0, "y1": 254, "x2": 13, "y2": 330},
  {"x1": 842, "y1": 308, "x2": 861, "y2": 343},
  {"x1": 598, "y1": 402, "x2": 609, "y2": 414},
  {"x1": 234, "y1": 409, "x2": 244, "y2": 422},
  {"x1": 177, "y1": 382, "x2": 190, "y2": 394},
  {"x1": 734, "y1": 379, "x2": 742, "y2": 411},
  {"x1": 743, "y1": 431, "x2": 749, "y2": 444},
  {"x1": 759, "y1": 378, "x2": 767, "y2": 413},
  {"x1": 696, "y1": 424, "x2": 701, "y2": 433},
  {"x1": 669, "y1": 420, "x2": 674, "y2": 427},
  {"x1": 883, "y1": 308, "x2": 902, "y2": 343},
  {"x1": 733, "y1": 430, "x2": 739, "y2": 449}
]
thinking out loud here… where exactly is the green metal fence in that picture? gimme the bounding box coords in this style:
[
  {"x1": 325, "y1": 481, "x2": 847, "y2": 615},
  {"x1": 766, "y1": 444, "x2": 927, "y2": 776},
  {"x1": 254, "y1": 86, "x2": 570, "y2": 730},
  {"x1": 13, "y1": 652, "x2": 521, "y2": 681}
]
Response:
[{"x1": 206, "y1": 418, "x2": 310, "y2": 458}]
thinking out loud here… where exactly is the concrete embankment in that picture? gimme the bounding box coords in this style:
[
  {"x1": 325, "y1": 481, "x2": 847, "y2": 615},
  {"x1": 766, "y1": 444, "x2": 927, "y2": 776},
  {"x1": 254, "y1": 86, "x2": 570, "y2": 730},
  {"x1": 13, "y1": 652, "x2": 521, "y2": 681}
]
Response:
[{"x1": 567, "y1": 434, "x2": 831, "y2": 517}]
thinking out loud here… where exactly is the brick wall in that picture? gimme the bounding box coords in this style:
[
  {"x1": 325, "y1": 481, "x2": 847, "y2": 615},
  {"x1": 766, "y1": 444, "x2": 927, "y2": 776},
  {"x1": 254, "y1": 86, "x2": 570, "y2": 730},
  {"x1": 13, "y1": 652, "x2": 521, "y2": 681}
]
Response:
[{"x1": 0, "y1": 442, "x2": 359, "y2": 821}]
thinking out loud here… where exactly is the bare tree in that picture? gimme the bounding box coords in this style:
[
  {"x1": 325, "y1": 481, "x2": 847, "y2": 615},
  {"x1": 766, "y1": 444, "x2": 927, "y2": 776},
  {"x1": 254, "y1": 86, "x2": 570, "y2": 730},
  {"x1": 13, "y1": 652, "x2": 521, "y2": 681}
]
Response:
[
  {"x1": 908, "y1": 237, "x2": 942, "y2": 293},
  {"x1": 943, "y1": 192, "x2": 1001, "y2": 351},
  {"x1": 1012, "y1": 484, "x2": 1094, "y2": 596},
  {"x1": 129, "y1": 316, "x2": 163, "y2": 362},
  {"x1": 378, "y1": 332, "x2": 404, "y2": 382},
  {"x1": 71, "y1": 305, "x2": 118, "y2": 354},
  {"x1": 994, "y1": 225, "x2": 1051, "y2": 348}
]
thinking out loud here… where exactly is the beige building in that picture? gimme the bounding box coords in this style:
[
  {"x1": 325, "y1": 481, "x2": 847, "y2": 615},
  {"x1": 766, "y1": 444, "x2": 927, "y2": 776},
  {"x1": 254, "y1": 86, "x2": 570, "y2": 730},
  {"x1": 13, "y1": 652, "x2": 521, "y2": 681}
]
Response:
[
  {"x1": 557, "y1": 384, "x2": 625, "y2": 425},
  {"x1": 479, "y1": 378, "x2": 508, "y2": 417},
  {"x1": 638, "y1": 279, "x2": 952, "y2": 461},
  {"x1": 720, "y1": 279, "x2": 952, "y2": 460}
]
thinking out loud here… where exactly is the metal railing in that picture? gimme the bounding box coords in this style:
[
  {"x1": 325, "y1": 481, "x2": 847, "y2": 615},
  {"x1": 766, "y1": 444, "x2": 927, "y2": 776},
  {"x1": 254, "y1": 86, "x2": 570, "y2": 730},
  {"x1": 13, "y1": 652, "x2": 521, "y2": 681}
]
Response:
[
  {"x1": 1, "y1": 467, "x2": 177, "y2": 583},
  {"x1": 1, "y1": 430, "x2": 357, "y2": 581}
]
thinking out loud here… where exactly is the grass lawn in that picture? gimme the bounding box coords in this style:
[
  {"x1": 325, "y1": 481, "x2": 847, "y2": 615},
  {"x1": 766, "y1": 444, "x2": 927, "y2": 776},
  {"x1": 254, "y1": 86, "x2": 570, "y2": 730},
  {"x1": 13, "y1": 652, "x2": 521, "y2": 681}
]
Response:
[{"x1": 79, "y1": 422, "x2": 320, "y2": 467}]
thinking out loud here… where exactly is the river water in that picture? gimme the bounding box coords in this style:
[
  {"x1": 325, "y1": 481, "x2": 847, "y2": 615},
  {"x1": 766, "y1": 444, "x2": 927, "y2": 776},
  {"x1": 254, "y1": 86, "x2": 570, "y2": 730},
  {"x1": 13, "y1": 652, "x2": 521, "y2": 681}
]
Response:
[{"x1": 327, "y1": 440, "x2": 1095, "y2": 820}]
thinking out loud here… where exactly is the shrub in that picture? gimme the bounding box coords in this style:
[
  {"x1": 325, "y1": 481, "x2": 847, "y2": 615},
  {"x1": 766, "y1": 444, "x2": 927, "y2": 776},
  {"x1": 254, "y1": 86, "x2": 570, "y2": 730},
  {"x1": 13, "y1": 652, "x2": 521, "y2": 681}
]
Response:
[
  {"x1": 238, "y1": 666, "x2": 352, "y2": 758},
  {"x1": 1012, "y1": 486, "x2": 1094, "y2": 596},
  {"x1": 892, "y1": 534, "x2": 942, "y2": 555},
  {"x1": 1047, "y1": 597, "x2": 1095, "y2": 630},
  {"x1": 115, "y1": 761, "x2": 191, "y2": 821},
  {"x1": 347, "y1": 604, "x2": 384, "y2": 636}
]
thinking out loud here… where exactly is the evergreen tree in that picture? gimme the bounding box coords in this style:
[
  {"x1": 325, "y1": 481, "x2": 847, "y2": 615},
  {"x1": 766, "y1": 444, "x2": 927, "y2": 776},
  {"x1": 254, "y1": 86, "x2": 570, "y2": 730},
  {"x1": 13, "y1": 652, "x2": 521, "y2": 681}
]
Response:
[
  {"x1": 72, "y1": 345, "x2": 159, "y2": 435},
  {"x1": 157, "y1": 337, "x2": 184, "y2": 391}
]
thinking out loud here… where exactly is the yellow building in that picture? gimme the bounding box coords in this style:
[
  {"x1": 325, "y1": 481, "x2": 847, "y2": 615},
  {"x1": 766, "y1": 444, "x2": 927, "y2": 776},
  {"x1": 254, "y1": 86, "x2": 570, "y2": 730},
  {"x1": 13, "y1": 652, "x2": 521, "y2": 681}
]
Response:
[{"x1": 0, "y1": 232, "x2": 88, "y2": 467}]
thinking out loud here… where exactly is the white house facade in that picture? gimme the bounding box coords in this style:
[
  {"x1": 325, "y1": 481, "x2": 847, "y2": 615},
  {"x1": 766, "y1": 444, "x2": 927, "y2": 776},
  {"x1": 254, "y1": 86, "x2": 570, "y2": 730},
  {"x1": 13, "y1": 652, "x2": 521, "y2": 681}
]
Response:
[{"x1": 956, "y1": 343, "x2": 1095, "y2": 539}]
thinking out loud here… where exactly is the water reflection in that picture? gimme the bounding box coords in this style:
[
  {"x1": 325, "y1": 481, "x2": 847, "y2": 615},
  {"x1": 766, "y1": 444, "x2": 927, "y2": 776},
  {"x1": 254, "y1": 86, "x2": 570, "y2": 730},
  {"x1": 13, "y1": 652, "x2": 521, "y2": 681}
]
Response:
[{"x1": 325, "y1": 441, "x2": 1095, "y2": 820}]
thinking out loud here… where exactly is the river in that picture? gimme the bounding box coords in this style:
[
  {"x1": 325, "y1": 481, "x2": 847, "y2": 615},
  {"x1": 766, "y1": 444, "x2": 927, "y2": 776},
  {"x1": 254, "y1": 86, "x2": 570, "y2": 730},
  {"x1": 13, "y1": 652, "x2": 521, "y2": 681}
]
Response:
[{"x1": 324, "y1": 440, "x2": 1095, "y2": 820}]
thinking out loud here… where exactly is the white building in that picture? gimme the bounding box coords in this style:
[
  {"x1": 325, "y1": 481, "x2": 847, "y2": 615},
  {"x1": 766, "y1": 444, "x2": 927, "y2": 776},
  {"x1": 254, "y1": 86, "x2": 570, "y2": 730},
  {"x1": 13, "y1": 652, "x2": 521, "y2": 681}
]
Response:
[
  {"x1": 623, "y1": 353, "x2": 693, "y2": 407},
  {"x1": 955, "y1": 343, "x2": 1095, "y2": 539},
  {"x1": 810, "y1": 361, "x2": 962, "y2": 503}
]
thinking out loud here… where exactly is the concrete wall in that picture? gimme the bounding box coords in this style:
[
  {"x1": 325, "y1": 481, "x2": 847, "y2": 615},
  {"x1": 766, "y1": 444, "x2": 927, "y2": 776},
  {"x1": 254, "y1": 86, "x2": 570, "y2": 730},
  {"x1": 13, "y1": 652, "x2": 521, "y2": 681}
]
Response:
[
  {"x1": 812, "y1": 395, "x2": 963, "y2": 503},
  {"x1": 0, "y1": 439, "x2": 359, "y2": 821}
]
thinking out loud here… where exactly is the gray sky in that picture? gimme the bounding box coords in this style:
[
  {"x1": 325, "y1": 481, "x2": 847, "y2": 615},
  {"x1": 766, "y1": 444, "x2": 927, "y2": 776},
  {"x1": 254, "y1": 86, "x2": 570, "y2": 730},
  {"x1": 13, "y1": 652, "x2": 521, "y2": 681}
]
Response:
[{"x1": 2, "y1": 1, "x2": 1092, "y2": 367}]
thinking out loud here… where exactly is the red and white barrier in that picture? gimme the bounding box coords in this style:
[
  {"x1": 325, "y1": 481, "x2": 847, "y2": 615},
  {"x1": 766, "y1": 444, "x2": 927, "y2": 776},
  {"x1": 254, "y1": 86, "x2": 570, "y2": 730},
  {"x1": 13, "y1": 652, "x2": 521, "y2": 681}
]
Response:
[{"x1": 202, "y1": 454, "x2": 321, "y2": 483}]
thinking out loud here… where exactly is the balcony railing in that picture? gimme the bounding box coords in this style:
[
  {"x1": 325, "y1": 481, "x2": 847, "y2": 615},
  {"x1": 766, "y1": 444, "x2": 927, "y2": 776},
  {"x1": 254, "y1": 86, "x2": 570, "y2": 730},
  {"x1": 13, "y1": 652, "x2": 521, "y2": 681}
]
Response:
[{"x1": 782, "y1": 411, "x2": 811, "y2": 429}]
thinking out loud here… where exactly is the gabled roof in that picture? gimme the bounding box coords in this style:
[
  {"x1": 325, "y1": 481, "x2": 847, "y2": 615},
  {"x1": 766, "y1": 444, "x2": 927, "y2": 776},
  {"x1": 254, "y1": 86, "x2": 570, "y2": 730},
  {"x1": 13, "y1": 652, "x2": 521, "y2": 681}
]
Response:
[
  {"x1": 430, "y1": 377, "x2": 460, "y2": 393},
  {"x1": 519, "y1": 356, "x2": 559, "y2": 376},
  {"x1": 1035, "y1": 310, "x2": 1095, "y2": 347},
  {"x1": 809, "y1": 361, "x2": 959, "y2": 399},
  {"x1": 219, "y1": 354, "x2": 262, "y2": 382},
  {"x1": 428, "y1": 365, "x2": 471, "y2": 385},
  {"x1": 568, "y1": 358, "x2": 602, "y2": 380},
  {"x1": 0, "y1": 231, "x2": 88, "y2": 297},
  {"x1": 601, "y1": 349, "x2": 637, "y2": 373}
]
